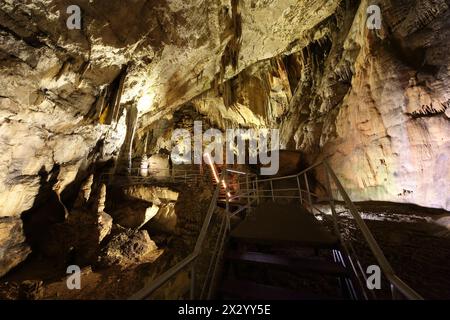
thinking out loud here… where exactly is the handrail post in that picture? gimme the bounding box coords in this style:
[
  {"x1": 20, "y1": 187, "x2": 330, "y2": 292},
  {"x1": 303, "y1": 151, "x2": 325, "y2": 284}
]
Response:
[
  {"x1": 255, "y1": 177, "x2": 260, "y2": 205},
  {"x1": 252, "y1": 180, "x2": 257, "y2": 206},
  {"x1": 391, "y1": 284, "x2": 397, "y2": 300},
  {"x1": 324, "y1": 165, "x2": 341, "y2": 240},
  {"x1": 190, "y1": 262, "x2": 196, "y2": 300},
  {"x1": 225, "y1": 171, "x2": 229, "y2": 214},
  {"x1": 270, "y1": 180, "x2": 274, "y2": 201},
  {"x1": 304, "y1": 173, "x2": 313, "y2": 213},
  {"x1": 246, "y1": 175, "x2": 251, "y2": 212},
  {"x1": 296, "y1": 175, "x2": 302, "y2": 205}
]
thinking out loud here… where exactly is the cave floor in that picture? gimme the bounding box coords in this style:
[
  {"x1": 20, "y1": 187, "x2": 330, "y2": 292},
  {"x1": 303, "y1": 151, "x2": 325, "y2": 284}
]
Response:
[
  {"x1": 0, "y1": 202, "x2": 449, "y2": 300},
  {"x1": 0, "y1": 246, "x2": 166, "y2": 300}
]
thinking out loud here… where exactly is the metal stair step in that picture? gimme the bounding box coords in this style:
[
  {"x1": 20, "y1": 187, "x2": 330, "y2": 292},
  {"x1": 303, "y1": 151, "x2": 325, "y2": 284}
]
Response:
[
  {"x1": 225, "y1": 251, "x2": 348, "y2": 276},
  {"x1": 220, "y1": 279, "x2": 338, "y2": 300}
]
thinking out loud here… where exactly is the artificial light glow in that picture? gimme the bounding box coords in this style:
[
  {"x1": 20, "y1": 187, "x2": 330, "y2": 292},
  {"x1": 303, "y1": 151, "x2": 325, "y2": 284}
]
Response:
[
  {"x1": 227, "y1": 169, "x2": 247, "y2": 175},
  {"x1": 204, "y1": 153, "x2": 232, "y2": 199},
  {"x1": 205, "y1": 153, "x2": 219, "y2": 183},
  {"x1": 137, "y1": 93, "x2": 155, "y2": 112}
]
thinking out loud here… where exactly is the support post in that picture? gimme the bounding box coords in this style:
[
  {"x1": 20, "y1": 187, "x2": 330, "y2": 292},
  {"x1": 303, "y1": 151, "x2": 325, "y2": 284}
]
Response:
[
  {"x1": 270, "y1": 180, "x2": 274, "y2": 201},
  {"x1": 325, "y1": 167, "x2": 341, "y2": 239},
  {"x1": 304, "y1": 173, "x2": 313, "y2": 213},
  {"x1": 225, "y1": 171, "x2": 230, "y2": 214},
  {"x1": 252, "y1": 180, "x2": 257, "y2": 205},
  {"x1": 296, "y1": 175, "x2": 302, "y2": 205},
  {"x1": 190, "y1": 263, "x2": 196, "y2": 300},
  {"x1": 255, "y1": 177, "x2": 260, "y2": 205},
  {"x1": 246, "y1": 175, "x2": 250, "y2": 211}
]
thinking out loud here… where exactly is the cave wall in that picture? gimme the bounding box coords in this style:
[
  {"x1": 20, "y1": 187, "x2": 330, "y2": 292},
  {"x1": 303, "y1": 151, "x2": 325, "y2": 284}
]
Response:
[
  {"x1": 0, "y1": 1, "x2": 132, "y2": 276},
  {"x1": 319, "y1": 0, "x2": 450, "y2": 210},
  {"x1": 190, "y1": 0, "x2": 450, "y2": 211},
  {"x1": 279, "y1": 0, "x2": 450, "y2": 210},
  {"x1": 0, "y1": 0, "x2": 343, "y2": 277},
  {"x1": 1, "y1": 0, "x2": 449, "y2": 278}
]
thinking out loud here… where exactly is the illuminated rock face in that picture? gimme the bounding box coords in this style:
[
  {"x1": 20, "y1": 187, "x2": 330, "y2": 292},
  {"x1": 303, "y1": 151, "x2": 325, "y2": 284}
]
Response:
[
  {"x1": 0, "y1": 0, "x2": 449, "y2": 277},
  {"x1": 291, "y1": 0, "x2": 450, "y2": 211},
  {"x1": 186, "y1": 0, "x2": 450, "y2": 211}
]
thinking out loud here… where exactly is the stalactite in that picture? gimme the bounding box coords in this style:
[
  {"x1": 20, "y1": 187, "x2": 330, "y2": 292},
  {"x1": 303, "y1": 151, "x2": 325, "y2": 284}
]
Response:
[
  {"x1": 128, "y1": 107, "x2": 138, "y2": 173},
  {"x1": 143, "y1": 132, "x2": 149, "y2": 155},
  {"x1": 215, "y1": 0, "x2": 243, "y2": 108},
  {"x1": 95, "y1": 65, "x2": 128, "y2": 125},
  {"x1": 112, "y1": 65, "x2": 128, "y2": 124},
  {"x1": 95, "y1": 88, "x2": 107, "y2": 122},
  {"x1": 222, "y1": 80, "x2": 235, "y2": 108},
  {"x1": 114, "y1": 104, "x2": 138, "y2": 175},
  {"x1": 411, "y1": 102, "x2": 449, "y2": 118}
]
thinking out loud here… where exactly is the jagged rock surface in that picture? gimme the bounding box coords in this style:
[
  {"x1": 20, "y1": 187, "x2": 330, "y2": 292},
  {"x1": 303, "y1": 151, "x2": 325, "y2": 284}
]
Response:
[
  {"x1": 99, "y1": 228, "x2": 158, "y2": 268},
  {"x1": 179, "y1": 0, "x2": 450, "y2": 210},
  {"x1": 1, "y1": 0, "x2": 450, "y2": 278},
  {"x1": 40, "y1": 181, "x2": 113, "y2": 266}
]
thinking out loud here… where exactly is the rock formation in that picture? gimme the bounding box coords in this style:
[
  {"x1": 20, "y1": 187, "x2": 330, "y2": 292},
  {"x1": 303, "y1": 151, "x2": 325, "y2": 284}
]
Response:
[
  {"x1": 0, "y1": 0, "x2": 449, "y2": 278},
  {"x1": 99, "y1": 228, "x2": 158, "y2": 268},
  {"x1": 29, "y1": 176, "x2": 113, "y2": 269}
]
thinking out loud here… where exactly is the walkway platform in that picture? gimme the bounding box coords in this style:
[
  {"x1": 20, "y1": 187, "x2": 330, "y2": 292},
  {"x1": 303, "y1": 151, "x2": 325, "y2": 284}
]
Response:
[{"x1": 230, "y1": 202, "x2": 339, "y2": 249}]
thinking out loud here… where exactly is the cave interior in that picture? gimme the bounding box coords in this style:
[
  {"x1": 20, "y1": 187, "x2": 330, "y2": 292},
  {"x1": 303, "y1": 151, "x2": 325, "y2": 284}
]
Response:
[{"x1": 0, "y1": 0, "x2": 449, "y2": 300}]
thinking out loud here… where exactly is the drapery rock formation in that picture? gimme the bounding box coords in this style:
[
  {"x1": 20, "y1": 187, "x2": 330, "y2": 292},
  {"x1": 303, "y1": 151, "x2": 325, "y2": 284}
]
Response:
[{"x1": 0, "y1": 0, "x2": 449, "y2": 277}]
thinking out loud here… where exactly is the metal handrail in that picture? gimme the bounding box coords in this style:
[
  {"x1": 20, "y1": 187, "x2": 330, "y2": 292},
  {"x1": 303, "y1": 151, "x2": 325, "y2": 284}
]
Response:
[
  {"x1": 323, "y1": 162, "x2": 423, "y2": 300},
  {"x1": 101, "y1": 167, "x2": 210, "y2": 187},
  {"x1": 232, "y1": 161, "x2": 423, "y2": 300},
  {"x1": 127, "y1": 160, "x2": 422, "y2": 300},
  {"x1": 128, "y1": 171, "x2": 225, "y2": 300},
  {"x1": 104, "y1": 168, "x2": 203, "y2": 175},
  {"x1": 255, "y1": 162, "x2": 323, "y2": 183}
]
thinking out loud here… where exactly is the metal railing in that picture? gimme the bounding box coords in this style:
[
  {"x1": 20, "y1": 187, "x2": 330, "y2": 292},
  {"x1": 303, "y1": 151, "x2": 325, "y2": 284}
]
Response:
[
  {"x1": 323, "y1": 162, "x2": 423, "y2": 300},
  {"x1": 127, "y1": 168, "x2": 259, "y2": 300},
  {"x1": 101, "y1": 167, "x2": 208, "y2": 186},
  {"x1": 129, "y1": 170, "x2": 230, "y2": 300},
  {"x1": 126, "y1": 161, "x2": 423, "y2": 300},
  {"x1": 229, "y1": 161, "x2": 423, "y2": 300}
]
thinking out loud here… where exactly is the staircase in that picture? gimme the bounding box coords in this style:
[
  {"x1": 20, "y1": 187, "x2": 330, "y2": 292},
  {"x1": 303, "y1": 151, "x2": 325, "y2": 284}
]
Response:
[
  {"x1": 217, "y1": 202, "x2": 356, "y2": 300},
  {"x1": 129, "y1": 161, "x2": 423, "y2": 301}
]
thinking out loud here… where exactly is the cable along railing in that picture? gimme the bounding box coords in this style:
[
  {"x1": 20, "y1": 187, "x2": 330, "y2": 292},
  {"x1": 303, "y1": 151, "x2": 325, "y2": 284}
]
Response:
[{"x1": 128, "y1": 161, "x2": 423, "y2": 300}]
